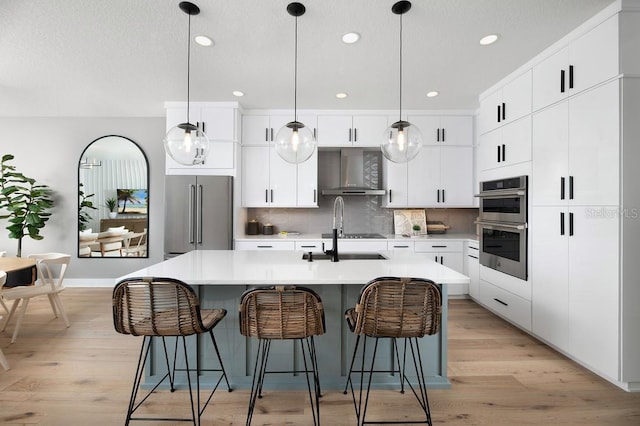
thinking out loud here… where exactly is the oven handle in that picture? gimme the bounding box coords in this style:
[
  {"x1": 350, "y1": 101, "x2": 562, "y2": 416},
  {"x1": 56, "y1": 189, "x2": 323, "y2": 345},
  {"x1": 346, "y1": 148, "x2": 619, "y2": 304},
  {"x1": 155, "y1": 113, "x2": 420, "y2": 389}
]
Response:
[
  {"x1": 475, "y1": 189, "x2": 526, "y2": 198},
  {"x1": 475, "y1": 220, "x2": 527, "y2": 230}
]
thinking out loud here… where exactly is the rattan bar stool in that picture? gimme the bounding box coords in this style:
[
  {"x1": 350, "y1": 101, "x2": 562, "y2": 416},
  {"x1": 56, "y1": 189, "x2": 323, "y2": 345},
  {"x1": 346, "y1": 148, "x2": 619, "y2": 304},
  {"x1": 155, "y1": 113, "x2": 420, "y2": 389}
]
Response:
[
  {"x1": 112, "y1": 277, "x2": 231, "y2": 426},
  {"x1": 239, "y1": 285, "x2": 325, "y2": 426},
  {"x1": 343, "y1": 277, "x2": 442, "y2": 426}
]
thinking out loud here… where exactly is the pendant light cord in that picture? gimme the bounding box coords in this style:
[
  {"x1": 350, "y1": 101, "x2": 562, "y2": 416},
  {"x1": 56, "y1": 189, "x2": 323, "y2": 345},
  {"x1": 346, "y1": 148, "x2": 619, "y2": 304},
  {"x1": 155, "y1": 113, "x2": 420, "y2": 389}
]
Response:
[
  {"x1": 186, "y1": 12, "x2": 192, "y2": 124},
  {"x1": 399, "y1": 12, "x2": 403, "y2": 123},
  {"x1": 294, "y1": 15, "x2": 298, "y2": 123}
]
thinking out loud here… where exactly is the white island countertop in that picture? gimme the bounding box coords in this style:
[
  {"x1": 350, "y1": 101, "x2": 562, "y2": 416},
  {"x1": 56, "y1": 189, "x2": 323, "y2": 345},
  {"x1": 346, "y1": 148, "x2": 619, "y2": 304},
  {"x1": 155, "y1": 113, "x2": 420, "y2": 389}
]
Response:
[{"x1": 121, "y1": 249, "x2": 470, "y2": 286}]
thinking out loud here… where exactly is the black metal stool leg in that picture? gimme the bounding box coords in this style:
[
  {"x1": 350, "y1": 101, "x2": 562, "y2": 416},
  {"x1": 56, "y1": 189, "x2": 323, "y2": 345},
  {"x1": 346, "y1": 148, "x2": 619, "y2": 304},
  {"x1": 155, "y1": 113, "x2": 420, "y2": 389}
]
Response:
[{"x1": 343, "y1": 334, "x2": 361, "y2": 395}]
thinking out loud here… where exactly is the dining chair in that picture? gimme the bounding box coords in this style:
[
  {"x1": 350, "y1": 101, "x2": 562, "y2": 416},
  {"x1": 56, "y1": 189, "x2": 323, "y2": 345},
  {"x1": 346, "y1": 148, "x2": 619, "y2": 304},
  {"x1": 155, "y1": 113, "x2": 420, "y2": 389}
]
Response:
[
  {"x1": 0, "y1": 271, "x2": 10, "y2": 370},
  {"x1": 239, "y1": 285, "x2": 325, "y2": 426},
  {"x1": 121, "y1": 228, "x2": 147, "y2": 257},
  {"x1": 343, "y1": 276, "x2": 442, "y2": 426},
  {"x1": 1, "y1": 253, "x2": 71, "y2": 344},
  {"x1": 0, "y1": 250, "x2": 7, "y2": 314},
  {"x1": 112, "y1": 277, "x2": 231, "y2": 425}
]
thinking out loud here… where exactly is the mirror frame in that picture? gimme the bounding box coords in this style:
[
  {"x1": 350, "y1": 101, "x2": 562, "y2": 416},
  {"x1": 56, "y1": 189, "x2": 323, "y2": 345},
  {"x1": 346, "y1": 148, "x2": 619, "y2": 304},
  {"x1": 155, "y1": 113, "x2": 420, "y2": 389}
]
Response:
[{"x1": 77, "y1": 135, "x2": 149, "y2": 259}]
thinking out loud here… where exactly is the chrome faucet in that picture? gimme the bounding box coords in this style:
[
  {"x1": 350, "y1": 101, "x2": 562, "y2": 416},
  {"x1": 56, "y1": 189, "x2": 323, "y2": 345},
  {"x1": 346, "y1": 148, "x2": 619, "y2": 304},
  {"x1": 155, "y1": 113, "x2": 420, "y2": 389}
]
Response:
[{"x1": 324, "y1": 196, "x2": 344, "y2": 262}]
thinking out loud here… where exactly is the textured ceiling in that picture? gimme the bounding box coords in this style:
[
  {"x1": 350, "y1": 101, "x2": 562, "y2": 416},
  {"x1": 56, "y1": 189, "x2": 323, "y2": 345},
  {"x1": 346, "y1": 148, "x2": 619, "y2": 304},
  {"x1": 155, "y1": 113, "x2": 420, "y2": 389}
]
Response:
[{"x1": 0, "y1": 0, "x2": 615, "y2": 117}]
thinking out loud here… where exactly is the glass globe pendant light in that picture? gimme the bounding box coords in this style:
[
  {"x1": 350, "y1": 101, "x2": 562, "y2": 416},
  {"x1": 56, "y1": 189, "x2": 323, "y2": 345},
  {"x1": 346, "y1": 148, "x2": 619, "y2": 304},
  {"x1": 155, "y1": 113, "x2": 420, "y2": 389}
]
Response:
[
  {"x1": 381, "y1": 1, "x2": 423, "y2": 163},
  {"x1": 274, "y1": 2, "x2": 316, "y2": 164},
  {"x1": 164, "y1": 2, "x2": 210, "y2": 166}
]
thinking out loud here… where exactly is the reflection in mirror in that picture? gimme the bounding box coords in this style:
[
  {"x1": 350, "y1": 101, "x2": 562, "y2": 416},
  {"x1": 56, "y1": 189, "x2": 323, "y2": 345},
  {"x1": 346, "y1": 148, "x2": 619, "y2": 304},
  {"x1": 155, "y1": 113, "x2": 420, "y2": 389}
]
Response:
[{"x1": 78, "y1": 135, "x2": 148, "y2": 258}]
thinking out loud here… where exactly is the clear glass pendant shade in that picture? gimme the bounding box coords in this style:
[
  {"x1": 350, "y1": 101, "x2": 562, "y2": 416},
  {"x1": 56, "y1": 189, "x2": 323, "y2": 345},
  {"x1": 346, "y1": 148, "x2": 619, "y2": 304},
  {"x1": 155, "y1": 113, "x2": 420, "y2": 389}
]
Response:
[
  {"x1": 381, "y1": 120, "x2": 422, "y2": 163},
  {"x1": 164, "y1": 122, "x2": 210, "y2": 165},
  {"x1": 274, "y1": 121, "x2": 316, "y2": 164}
]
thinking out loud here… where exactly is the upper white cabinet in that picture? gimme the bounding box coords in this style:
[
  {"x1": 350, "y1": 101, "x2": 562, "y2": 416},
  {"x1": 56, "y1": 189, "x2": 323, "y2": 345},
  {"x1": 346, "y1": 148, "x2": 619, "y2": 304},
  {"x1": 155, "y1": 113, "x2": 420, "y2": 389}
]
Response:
[
  {"x1": 165, "y1": 102, "x2": 239, "y2": 174},
  {"x1": 477, "y1": 116, "x2": 531, "y2": 172},
  {"x1": 478, "y1": 70, "x2": 532, "y2": 135},
  {"x1": 383, "y1": 146, "x2": 473, "y2": 208},
  {"x1": 316, "y1": 114, "x2": 388, "y2": 147},
  {"x1": 242, "y1": 114, "x2": 316, "y2": 146},
  {"x1": 407, "y1": 115, "x2": 473, "y2": 146},
  {"x1": 532, "y1": 15, "x2": 619, "y2": 111}
]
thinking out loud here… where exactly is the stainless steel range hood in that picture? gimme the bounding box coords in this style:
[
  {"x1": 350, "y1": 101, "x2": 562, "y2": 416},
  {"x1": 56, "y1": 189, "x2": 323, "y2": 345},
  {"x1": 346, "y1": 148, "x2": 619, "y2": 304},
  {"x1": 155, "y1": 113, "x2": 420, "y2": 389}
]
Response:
[{"x1": 320, "y1": 148, "x2": 386, "y2": 196}]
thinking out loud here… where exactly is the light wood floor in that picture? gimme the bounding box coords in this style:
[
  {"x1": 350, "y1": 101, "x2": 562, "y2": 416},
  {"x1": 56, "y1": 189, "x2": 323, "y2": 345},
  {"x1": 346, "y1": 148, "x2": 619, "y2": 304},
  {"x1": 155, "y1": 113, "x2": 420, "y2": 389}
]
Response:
[{"x1": 1, "y1": 288, "x2": 639, "y2": 425}]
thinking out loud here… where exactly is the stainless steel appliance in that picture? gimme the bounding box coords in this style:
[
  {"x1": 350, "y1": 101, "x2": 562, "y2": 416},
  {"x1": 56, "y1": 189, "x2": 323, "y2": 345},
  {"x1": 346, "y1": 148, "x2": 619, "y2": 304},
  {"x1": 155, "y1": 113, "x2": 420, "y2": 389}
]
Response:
[
  {"x1": 164, "y1": 175, "x2": 233, "y2": 258},
  {"x1": 476, "y1": 175, "x2": 528, "y2": 280}
]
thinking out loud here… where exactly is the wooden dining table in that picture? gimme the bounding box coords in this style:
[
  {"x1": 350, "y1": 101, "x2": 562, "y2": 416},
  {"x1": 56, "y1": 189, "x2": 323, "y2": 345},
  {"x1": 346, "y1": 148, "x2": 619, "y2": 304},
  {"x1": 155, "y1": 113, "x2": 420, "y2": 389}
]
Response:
[{"x1": 0, "y1": 257, "x2": 37, "y2": 288}]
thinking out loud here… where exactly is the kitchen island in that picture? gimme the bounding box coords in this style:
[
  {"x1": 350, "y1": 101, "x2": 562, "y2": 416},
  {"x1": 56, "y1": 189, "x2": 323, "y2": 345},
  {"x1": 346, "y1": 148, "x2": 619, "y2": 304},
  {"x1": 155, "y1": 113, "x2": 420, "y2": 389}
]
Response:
[{"x1": 121, "y1": 250, "x2": 469, "y2": 390}]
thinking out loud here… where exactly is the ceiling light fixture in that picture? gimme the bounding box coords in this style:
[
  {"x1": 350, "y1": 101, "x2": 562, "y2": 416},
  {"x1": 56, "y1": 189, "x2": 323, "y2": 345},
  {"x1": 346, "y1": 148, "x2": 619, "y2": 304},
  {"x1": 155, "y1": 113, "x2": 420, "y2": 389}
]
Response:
[
  {"x1": 336, "y1": 92, "x2": 348, "y2": 99},
  {"x1": 274, "y1": 2, "x2": 316, "y2": 164},
  {"x1": 233, "y1": 90, "x2": 245, "y2": 97},
  {"x1": 164, "y1": 1, "x2": 210, "y2": 166},
  {"x1": 381, "y1": 1, "x2": 422, "y2": 164},
  {"x1": 426, "y1": 91, "x2": 439, "y2": 98},
  {"x1": 480, "y1": 34, "x2": 499, "y2": 45},
  {"x1": 342, "y1": 32, "x2": 360, "y2": 44},
  {"x1": 194, "y1": 35, "x2": 213, "y2": 46}
]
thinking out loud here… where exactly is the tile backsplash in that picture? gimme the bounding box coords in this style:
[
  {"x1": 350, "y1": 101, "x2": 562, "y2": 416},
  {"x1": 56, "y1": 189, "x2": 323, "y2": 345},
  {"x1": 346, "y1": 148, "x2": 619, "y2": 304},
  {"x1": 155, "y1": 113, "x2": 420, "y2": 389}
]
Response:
[{"x1": 246, "y1": 150, "x2": 478, "y2": 235}]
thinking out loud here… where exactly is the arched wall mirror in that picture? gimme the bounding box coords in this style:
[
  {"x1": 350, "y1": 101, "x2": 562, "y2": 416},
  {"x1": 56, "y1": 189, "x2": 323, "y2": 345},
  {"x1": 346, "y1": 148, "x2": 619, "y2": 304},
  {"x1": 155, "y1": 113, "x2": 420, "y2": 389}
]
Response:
[{"x1": 77, "y1": 135, "x2": 149, "y2": 258}]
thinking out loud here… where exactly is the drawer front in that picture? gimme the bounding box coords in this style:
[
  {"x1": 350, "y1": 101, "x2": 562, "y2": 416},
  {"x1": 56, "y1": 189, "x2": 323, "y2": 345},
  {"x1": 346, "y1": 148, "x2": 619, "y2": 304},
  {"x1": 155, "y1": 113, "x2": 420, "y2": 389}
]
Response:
[
  {"x1": 414, "y1": 240, "x2": 463, "y2": 253},
  {"x1": 387, "y1": 241, "x2": 415, "y2": 251},
  {"x1": 479, "y1": 280, "x2": 531, "y2": 330},
  {"x1": 235, "y1": 241, "x2": 295, "y2": 250},
  {"x1": 295, "y1": 241, "x2": 324, "y2": 251},
  {"x1": 322, "y1": 240, "x2": 387, "y2": 253}
]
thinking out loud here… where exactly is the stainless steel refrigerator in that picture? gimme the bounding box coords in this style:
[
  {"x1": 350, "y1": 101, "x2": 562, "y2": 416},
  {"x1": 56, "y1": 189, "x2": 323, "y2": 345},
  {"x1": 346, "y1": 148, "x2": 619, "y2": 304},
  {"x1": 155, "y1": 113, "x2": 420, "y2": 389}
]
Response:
[{"x1": 164, "y1": 175, "x2": 233, "y2": 258}]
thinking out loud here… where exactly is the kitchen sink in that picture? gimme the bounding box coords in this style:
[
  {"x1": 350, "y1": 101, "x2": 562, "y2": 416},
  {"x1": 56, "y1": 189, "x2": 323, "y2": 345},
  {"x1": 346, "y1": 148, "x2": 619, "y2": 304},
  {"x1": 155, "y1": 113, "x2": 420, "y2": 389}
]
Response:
[{"x1": 302, "y1": 252, "x2": 387, "y2": 261}]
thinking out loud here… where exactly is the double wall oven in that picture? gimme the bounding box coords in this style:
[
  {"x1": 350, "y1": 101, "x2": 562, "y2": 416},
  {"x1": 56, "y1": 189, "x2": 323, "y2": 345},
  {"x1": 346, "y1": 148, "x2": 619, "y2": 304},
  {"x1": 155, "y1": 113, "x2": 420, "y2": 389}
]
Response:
[{"x1": 476, "y1": 175, "x2": 528, "y2": 280}]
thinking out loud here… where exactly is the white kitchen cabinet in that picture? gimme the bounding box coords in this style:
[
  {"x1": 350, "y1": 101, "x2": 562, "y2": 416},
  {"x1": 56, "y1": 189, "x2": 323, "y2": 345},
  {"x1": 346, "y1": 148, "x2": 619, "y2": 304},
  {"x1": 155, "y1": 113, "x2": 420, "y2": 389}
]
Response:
[
  {"x1": 294, "y1": 241, "x2": 323, "y2": 252},
  {"x1": 531, "y1": 205, "x2": 619, "y2": 377},
  {"x1": 531, "y1": 80, "x2": 619, "y2": 207},
  {"x1": 478, "y1": 70, "x2": 532, "y2": 135},
  {"x1": 316, "y1": 114, "x2": 387, "y2": 147},
  {"x1": 165, "y1": 102, "x2": 239, "y2": 174},
  {"x1": 320, "y1": 240, "x2": 387, "y2": 253},
  {"x1": 478, "y1": 116, "x2": 531, "y2": 172},
  {"x1": 242, "y1": 114, "x2": 316, "y2": 146},
  {"x1": 296, "y1": 149, "x2": 318, "y2": 207},
  {"x1": 235, "y1": 241, "x2": 295, "y2": 250},
  {"x1": 414, "y1": 240, "x2": 463, "y2": 274},
  {"x1": 465, "y1": 240, "x2": 480, "y2": 299},
  {"x1": 532, "y1": 15, "x2": 619, "y2": 111},
  {"x1": 406, "y1": 115, "x2": 473, "y2": 146},
  {"x1": 382, "y1": 146, "x2": 473, "y2": 208},
  {"x1": 479, "y1": 279, "x2": 532, "y2": 331}
]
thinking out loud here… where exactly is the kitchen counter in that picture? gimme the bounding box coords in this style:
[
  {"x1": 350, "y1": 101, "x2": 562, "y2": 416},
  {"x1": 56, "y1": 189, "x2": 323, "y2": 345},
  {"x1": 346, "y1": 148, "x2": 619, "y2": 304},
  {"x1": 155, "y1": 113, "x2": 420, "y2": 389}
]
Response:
[
  {"x1": 235, "y1": 232, "x2": 478, "y2": 241},
  {"x1": 122, "y1": 250, "x2": 469, "y2": 391}
]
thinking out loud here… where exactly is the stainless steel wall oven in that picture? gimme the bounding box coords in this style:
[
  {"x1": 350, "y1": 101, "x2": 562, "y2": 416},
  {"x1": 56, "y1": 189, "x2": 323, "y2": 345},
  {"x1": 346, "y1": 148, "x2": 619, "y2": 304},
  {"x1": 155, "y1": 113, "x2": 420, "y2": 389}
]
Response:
[{"x1": 476, "y1": 175, "x2": 528, "y2": 280}]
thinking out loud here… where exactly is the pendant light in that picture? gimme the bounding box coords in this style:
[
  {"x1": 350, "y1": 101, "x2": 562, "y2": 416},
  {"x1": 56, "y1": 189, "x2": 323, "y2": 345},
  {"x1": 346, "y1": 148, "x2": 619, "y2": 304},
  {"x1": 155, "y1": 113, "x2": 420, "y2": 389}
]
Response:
[
  {"x1": 274, "y1": 2, "x2": 316, "y2": 164},
  {"x1": 164, "y1": 2, "x2": 210, "y2": 166},
  {"x1": 381, "y1": 1, "x2": 423, "y2": 163}
]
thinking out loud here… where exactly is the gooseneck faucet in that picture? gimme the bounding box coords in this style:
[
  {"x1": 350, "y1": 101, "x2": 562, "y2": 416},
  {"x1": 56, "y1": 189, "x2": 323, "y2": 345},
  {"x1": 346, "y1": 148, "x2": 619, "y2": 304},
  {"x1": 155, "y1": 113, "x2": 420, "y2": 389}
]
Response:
[{"x1": 324, "y1": 196, "x2": 344, "y2": 262}]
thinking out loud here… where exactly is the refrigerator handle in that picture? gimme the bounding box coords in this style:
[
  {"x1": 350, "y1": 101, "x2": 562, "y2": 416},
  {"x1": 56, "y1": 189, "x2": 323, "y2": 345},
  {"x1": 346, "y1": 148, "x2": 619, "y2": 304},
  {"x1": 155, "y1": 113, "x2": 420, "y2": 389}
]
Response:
[
  {"x1": 188, "y1": 184, "x2": 196, "y2": 244},
  {"x1": 197, "y1": 184, "x2": 204, "y2": 244}
]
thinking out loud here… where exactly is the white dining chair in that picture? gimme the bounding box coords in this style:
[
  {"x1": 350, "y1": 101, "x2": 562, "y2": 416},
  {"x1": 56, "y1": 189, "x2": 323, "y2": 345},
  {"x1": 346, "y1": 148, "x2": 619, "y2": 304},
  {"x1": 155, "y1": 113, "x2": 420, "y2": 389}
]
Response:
[
  {"x1": 1, "y1": 253, "x2": 71, "y2": 343},
  {"x1": 0, "y1": 271, "x2": 10, "y2": 370}
]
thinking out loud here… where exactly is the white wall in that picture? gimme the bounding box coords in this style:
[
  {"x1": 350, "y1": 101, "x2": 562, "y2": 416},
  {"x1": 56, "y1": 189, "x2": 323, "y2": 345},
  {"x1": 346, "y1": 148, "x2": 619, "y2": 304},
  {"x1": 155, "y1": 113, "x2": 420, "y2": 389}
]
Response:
[{"x1": 0, "y1": 117, "x2": 165, "y2": 281}]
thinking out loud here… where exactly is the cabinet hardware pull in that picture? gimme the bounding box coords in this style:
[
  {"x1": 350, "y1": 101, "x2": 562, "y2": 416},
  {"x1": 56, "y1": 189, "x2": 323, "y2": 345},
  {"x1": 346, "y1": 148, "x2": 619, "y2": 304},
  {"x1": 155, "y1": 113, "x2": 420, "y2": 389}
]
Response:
[
  {"x1": 497, "y1": 145, "x2": 501, "y2": 163},
  {"x1": 394, "y1": 245, "x2": 409, "y2": 248},
  {"x1": 202, "y1": 122, "x2": 206, "y2": 133},
  {"x1": 265, "y1": 128, "x2": 269, "y2": 142},
  {"x1": 468, "y1": 255, "x2": 479, "y2": 259},
  {"x1": 437, "y1": 189, "x2": 441, "y2": 203},
  {"x1": 442, "y1": 189, "x2": 445, "y2": 203},
  {"x1": 270, "y1": 189, "x2": 274, "y2": 203},
  {"x1": 436, "y1": 128, "x2": 440, "y2": 142},
  {"x1": 469, "y1": 246, "x2": 479, "y2": 251},
  {"x1": 265, "y1": 189, "x2": 269, "y2": 203},
  {"x1": 493, "y1": 298, "x2": 508, "y2": 307},
  {"x1": 188, "y1": 184, "x2": 196, "y2": 244},
  {"x1": 197, "y1": 184, "x2": 203, "y2": 244},
  {"x1": 270, "y1": 128, "x2": 274, "y2": 141},
  {"x1": 560, "y1": 212, "x2": 565, "y2": 235},
  {"x1": 569, "y1": 176, "x2": 574, "y2": 200},
  {"x1": 502, "y1": 102, "x2": 506, "y2": 121},
  {"x1": 442, "y1": 128, "x2": 445, "y2": 142},
  {"x1": 313, "y1": 128, "x2": 317, "y2": 140},
  {"x1": 313, "y1": 189, "x2": 316, "y2": 203},
  {"x1": 348, "y1": 128, "x2": 352, "y2": 142},
  {"x1": 497, "y1": 105, "x2": 501, "y2": 123},
  {"x1": 561, "y1": 177, "x2": 565, "y2": 200},
  {"x1": 561, "y1": 69, "x2": 566, "y2": 93},
  {"x1": 569, "y1": 212, "x2": 574, "y2": 236},
  {"x1": 432, "y1": 245, "x2": 447, "y2": 248},
  {"x1": 502, "y1": 144, "x2": 506, "y2": 162},
  {"x1": 354, "y1": 128, "x2": 357, "y2": 142},
  {"x1": 257, "y1": 245, "x2": 273, "y2": 248},
  {"x1": 300, "y1": 245, "x2": 316, "y2": 248},
  {"x1": 389, "y1": 189, "x2": 392, "y2": 203},
  {"x1": 569, "y1": 65, "x2": 574, "y2": 89}
]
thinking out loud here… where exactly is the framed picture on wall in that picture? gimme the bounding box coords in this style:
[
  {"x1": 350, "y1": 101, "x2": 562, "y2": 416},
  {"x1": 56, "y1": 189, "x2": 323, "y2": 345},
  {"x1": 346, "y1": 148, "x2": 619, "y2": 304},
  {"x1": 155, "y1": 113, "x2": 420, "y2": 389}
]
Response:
[
  {"x1": 393, "y1": 209, "x2": 427, "y2": 236},
  {"x1": 116, "y1": 189, "x2": 148, "y2": 215}
]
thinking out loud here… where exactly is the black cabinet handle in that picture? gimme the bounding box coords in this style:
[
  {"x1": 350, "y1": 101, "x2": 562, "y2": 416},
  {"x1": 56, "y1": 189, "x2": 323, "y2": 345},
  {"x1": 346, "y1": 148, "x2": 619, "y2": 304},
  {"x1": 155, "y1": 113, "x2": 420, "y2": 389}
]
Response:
[
  {"x1": 561, "y1": 177, "x2": 566, "y2": 200},
  {"x1": 389, "y1": 189, "x2": 392, "y2": 204},
  {"x1": 436, "y1": 128, "x2": 440, "y2": 142},
  {"x1": 497, "y1": 145, "x2": 501, "y2": 163},
  {"x1": 569, "y1": 65, "x2": 574, "y2": 89},
  {"x1": 502, "y1": 144, "x2": 506, "y2": 162},
  {"x1": 393, "y1": 245, "x2": 410, "y2": 248},
  {"x1": 437, "y1": 189, "x2": 440, "y2": 203},
  {"x1": 270, "y1": 128, "x2": 274, "y2": 141},
  {"x1": 257, "y1": 245, "x2": 273, "y2": 248},
  {"x1": 432, "y1": 245, "x2": 447, "y2": 248},
  {"x1": 265, "y1": 189, "x2": 269, "y2": 203},
  {"x1": 569, "y1": 212, "x2": 574, "y2": 236},
  {"x1": 300, "y1": 245, "x2": 316, "y2": 248},
  {"x1": 354, "y1": 128, "x2": 357, "y2": 142},
  {"x1": 468, "y1": 254, "x2": 479, "y2": 259},
  {"x1": 442, "y1": 189, "x2": 445, "y2": 203},
  {"x1": 561, "y1": 69, "x2": 566, "y2": 93},
  {"x1": 202, "y1": 121, "x2": 206, "y2": 133},
  {"x1": 497, "y1": 105, "x2": 501, "y2": 123},
  {"x1": 493, "y1": 298, "x2": 508, "y2": 307},
  {"x1": 348, "y1": 128, "x2": 352, "y2": 142},
  {"x1": 313, "y1": 189, "x2": 316, "y2": 203},
  {"x1": 442, "y1": 128, "x2": 445, "y2": 142},
  {"x1": 265, "y1": 128, "x2": 269, "y2": 142},
  {"x1": 270, "y1": 189, "x2": 274, "y2": 203},
  {"x1": 560, "y1": 212, "x2": 565, "y2": 235},
  {"x1": 502, "y1": 102, "x2": 506, "y2": 121},
  {"x1": 313, "y1": 128, "x2": 317, "y2": 140},
  {"x1": 569, "y1": 176, "x2": 574, "y2": 200}
]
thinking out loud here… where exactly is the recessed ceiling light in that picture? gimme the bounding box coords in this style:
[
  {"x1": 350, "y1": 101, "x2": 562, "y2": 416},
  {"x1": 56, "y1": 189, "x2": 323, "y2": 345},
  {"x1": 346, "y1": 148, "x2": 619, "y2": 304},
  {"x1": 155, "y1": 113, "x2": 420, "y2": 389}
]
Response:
[
  {"x1": 195, "y1": 35, "x2": 214, "y2": 47},
  {"x1": 342, "y1": 32, "x2": 360, "y2": 44},
  {"x1": 479, "y1": 34, "x2": 499, "y2": 46},
  {"x1": 232, "y1": 90, "x2": 244, "y2": 97},
  {"x1": 426, "y1": 91, "x2": 439, "y2": 98},
  {"x1": 336, "y1": 92, "x2": 348, "y2": 99}
]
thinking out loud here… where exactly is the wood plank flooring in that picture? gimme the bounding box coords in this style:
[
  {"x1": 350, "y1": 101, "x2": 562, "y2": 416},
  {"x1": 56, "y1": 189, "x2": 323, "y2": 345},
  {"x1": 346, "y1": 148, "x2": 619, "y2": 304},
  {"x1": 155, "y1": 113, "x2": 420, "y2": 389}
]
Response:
[{"x1": 1, "y1": 288, "x2": 639, "y2": 425}]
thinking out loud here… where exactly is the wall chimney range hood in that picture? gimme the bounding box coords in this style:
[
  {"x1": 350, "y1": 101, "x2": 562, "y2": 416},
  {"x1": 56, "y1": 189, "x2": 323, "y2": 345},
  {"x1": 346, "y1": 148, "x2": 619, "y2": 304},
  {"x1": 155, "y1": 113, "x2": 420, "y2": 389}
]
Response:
[{"x1": 321, "y1": 148, "x2": 386, "y2": 196}]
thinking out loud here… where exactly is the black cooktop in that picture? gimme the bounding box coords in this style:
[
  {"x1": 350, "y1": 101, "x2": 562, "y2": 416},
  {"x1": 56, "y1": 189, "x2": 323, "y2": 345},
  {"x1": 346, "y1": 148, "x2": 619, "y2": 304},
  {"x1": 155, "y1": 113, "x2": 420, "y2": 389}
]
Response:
[{"x1": 321, "y1": 232, "x2": 386, "y2": 239}]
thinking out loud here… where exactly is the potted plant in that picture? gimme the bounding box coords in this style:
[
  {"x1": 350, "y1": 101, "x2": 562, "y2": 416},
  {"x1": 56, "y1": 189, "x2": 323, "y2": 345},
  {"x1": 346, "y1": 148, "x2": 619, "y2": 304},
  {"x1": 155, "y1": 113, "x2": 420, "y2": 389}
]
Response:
[
  {"x1": 0, "y1": 154, "x2": 54, "y2": 257},
  {"x1": 412, "y1": 224, "x2": 421, "y2": 237},
  {"x1": 105, "y1": 197, "x2": 118, "y2": 218}
]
